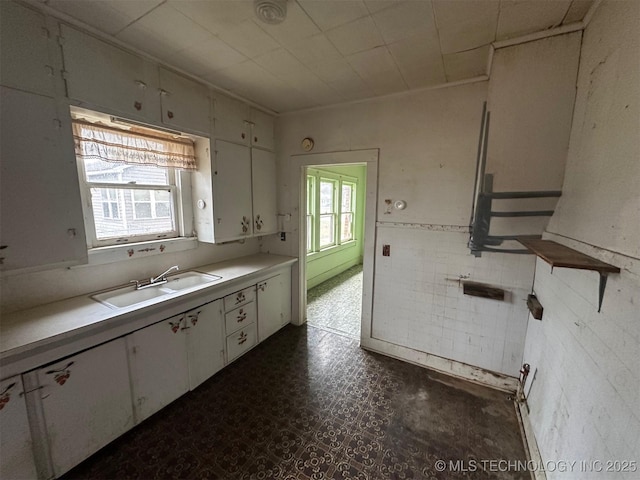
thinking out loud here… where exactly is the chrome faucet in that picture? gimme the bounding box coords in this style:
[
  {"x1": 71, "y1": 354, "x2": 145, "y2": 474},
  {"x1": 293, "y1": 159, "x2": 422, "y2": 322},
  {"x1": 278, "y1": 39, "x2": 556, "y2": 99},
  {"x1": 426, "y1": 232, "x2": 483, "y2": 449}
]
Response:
[
  {"x1": 150, "y1": 265, "x2": 179, "y2": 284},
  {"x1": 132, "y1": 265, "x2": 179, "y2": 290}
]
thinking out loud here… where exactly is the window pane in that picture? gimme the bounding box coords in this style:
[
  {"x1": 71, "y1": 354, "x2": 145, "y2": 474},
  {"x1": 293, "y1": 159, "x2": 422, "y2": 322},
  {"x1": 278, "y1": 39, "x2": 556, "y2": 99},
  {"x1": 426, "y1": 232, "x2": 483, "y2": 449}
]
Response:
[
  {"x1": 133, "y1": 190, "x2": 151, "y2": 201},
  {"x1": 319, "y1": 180, "x2": 334, "y2": 214},
  {"x1": 84, "y1": 159, "x2": 170, "y2": 185},
  {"x1": 319, "y1": 214, "x2": 335, "y2": 248},
  {"x1": 155, "y1": 202, "x2": 170, "y2": 218},
  {"x1": 90, "y1": 187, "x2": 175, "y2": 240},
  {"x1": 341, "y1": 213, "x2": 353, "y2": 242},
  {"x1": 135, "y1": 203, "x2": 152, "y2": 219},
  {"x1": 307, "y1": 215, "x2": 313, "y2": 252},
  {"x1": 342, "y1": 184, "x2": 353, "y2": 211}
]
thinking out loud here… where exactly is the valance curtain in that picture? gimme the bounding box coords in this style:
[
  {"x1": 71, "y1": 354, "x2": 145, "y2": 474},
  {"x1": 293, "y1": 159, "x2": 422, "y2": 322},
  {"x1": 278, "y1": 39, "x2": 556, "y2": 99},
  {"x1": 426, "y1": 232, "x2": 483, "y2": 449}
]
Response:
[{"x1": 72, "y1": 120, "x2": 197, "y2": 170}]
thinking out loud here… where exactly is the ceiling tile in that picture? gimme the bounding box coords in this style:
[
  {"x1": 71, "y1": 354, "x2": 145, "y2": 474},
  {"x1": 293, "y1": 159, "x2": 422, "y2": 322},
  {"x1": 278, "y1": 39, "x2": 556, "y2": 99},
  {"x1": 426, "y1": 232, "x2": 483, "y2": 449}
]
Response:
[
  {"x1": 287, "y1": 33, "x2": 344, "y2": 67},
  {"x1": 297, "y1": 0, "x2": 369, "y2": 30},
  {"x1": 347, "y1": 46, "x2": 407, "y2": 95},
  {"x1": 434, "y1": 0, "x2": 499, "y2": 54},
  {"x1": 372, "y1": 1, "x2": 437, "y2": 44},
  {"x1": 497, "y1": 0, "x2": 572, "y2": 40},
  {"x1": 166, "y1": 36, "x2": 248, "y2": 77},
  {"x1": 47, "y1": 0, "x2": 163, "y2": 35},
  {"x1": 169, "y1": 0, "x2": 254, "y2": 35},
  {"x1": 388, "y1": 32, "x2": 446, "y2": 88},
  {"x1": 563, "y1": 0, "x2": 594, "y2": 24},
  {"x1": 326, "y1": 16, "x2": 385, "y2": 56},
  {"x1": 442, "y1": 45, "x2": 490, "y2": 82},
  {"x1": 116, "y1": 3, "x2": 212, "y2": 59},
  {"x1": 215, "y1": 19, "x2": 281, "y2": 58},
  {"x1": 363, "y1": 0, "x2": 403, "y2": 15},
  {"x1": 253, "y1": 1, "x2": 321, "y2": 45}
]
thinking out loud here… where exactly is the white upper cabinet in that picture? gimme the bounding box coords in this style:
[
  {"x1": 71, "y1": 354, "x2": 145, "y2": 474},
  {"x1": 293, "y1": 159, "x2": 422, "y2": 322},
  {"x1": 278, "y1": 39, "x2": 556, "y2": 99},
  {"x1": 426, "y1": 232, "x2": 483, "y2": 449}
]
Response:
[
  {"x1": 251, "y1": 148, "x2": 278, "y2": 236},
  {"x1": 250, "y1": 108, "x2": 275, "y2": 151},
  {"x1": 0, "y1": 87, "x2": 87, "y2": 271},
  {"x1": 60, "y1": 25, "x2": 160, "y2": 123},
  {"x1": 211, "y1": 140, "x2": 254, "y2": 242},
  {"x1": 0, "y1": 1, "x2": 56, "y2": 98},
  {"x1": 0, "y1": 375, "x2": 37, "y2": 480},
  {"x1": 213, "y1": 93, "x2": 250, "y2": 145},
  {"x1": 158, "y1": 68, "x2": 210, "y2": 135},
  {"x1": 36, "y1": 338, "x2": 134, "y2": 478}
]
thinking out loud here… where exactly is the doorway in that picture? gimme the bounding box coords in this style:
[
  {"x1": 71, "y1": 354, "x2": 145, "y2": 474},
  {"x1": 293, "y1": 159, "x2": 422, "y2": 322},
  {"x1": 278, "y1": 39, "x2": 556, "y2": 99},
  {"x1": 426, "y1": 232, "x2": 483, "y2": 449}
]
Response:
[
  {"x1": 305, "y1": 164, "x2": 366, "y2": 338},
  {"x1": 290, "y1": 149, "x2": 378, "y2": 344}
]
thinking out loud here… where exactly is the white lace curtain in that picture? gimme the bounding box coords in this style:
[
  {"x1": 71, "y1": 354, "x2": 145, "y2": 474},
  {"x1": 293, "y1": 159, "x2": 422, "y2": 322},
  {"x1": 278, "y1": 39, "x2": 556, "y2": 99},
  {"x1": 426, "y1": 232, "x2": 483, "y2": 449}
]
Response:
[{"x1": 72, "y1": 120, "x2": 197, "y2": 170}]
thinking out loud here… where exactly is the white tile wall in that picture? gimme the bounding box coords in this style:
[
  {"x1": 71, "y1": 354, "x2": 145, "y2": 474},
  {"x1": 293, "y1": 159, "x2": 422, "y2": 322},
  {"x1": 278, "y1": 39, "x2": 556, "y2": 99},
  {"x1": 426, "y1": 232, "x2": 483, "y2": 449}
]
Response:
[{"x1": 371, "y1": 226, "x2": 535, "y2": 376}]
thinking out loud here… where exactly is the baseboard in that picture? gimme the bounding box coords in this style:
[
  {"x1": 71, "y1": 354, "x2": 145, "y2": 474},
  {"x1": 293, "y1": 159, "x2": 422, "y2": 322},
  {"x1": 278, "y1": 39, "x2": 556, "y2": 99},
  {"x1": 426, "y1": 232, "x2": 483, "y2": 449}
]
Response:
[
  {"x1": 360, "y1": 337, "x2": 519, "y2": 392},
  {"x1": 516, "y1": 398, "x2": 547, "y2": 480}
]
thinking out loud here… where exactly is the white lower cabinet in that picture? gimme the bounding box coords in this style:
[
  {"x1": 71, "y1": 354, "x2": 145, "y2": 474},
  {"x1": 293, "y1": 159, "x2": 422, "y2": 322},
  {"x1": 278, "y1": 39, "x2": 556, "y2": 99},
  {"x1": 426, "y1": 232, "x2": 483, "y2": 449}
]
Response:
[
  {"x1": 0, "y1": 375, "x2": 37, "y2": 479},
  {"x1": 185, "y1": 300, "x2": 225, "y2": 390},
  {"x1": 36, "y1": 338, "x2": 134, "y2": 478},
  {"x1": 128, "y1": 300, "x2": 224, "y2": 422},
  {"x1": 224, "y1": 287, "x2": 258, "y2": 362},
  {"x1": 257, "y1": 272, "x2": 291, "y2": 342},
  {"x1": 127, "y1": 314, "x2": 190, "y2": 423}
]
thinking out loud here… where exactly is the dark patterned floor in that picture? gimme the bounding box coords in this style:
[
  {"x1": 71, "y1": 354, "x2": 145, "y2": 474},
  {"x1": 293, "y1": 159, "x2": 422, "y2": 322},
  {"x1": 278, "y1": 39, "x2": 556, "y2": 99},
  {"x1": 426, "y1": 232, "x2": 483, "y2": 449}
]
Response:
[
  {"x1": 307, "y1": 265, "x2": 362, "y2": 339},
  {"x1": 63, "y1": 325, "x2": 529, "y2": 480}
]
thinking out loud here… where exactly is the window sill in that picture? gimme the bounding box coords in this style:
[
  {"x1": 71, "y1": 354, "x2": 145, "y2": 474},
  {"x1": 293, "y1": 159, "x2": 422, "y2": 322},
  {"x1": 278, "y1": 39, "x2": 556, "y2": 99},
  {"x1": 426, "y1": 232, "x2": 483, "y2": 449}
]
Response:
[
  {"x1": 87, "y1": 237, "x2": 198, "y2": 266},
  {"x1": 307, "y1": 240, "x2": 358, "y2": 261}
]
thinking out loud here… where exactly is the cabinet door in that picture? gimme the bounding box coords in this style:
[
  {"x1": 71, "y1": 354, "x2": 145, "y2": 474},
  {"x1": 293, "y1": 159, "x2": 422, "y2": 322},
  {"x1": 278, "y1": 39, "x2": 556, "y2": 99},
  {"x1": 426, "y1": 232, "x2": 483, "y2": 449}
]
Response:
[
  {"x1": 0, "y1": 1, "x2": 56, "y2": 97},
  {"x1": 159, "y1": 68, "x2": 210, "y2": 135},
  {"x1": 37, "y1": 338, "x2": 134, "y2": 477},
  {"x1": 0, "y1": 87, "x2": 87, "y2": 271},
  {"x1": 61, "y1": 25, "x2": 159, "y2": 122},
  {"x1": 251, "y1": 148, "x2": 278, "y2": 236},
  {"x1": 213, "y1": 140, "x2": 253, "y2": 241},
  {"x1": 186, "y1": 300, "x2": 225, "y2": 389},
  {"x1": 128, "y1": 316, "x2": 189, "y2": 423},
  {"x1": 0, "y1": 376, "x2": 37, "y2": 480},
  {"x1": 213, "y1": 93, "x2": 249, "y2": 145},
  {"x1": 257, "y1": 274, "x2": 286, "y2": 342},
  {"x1": 250, "y1": 108, "x2": 275, "y2": 151}
]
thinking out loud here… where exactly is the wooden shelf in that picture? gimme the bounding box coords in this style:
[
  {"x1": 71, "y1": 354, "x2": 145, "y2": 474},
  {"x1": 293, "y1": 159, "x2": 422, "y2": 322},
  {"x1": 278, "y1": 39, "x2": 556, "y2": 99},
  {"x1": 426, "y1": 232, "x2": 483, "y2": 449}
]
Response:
[
  {"x1": 517, "y1": 238, "x2": 620, "y2": 312},
  {"x1": 517, "y1": 238, "x2": 620, "y2": 273}
]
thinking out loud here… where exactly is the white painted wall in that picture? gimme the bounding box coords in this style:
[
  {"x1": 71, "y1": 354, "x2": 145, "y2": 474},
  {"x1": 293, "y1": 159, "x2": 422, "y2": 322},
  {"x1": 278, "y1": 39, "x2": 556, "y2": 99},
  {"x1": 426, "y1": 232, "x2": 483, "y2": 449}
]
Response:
[
  {"x1": 484, "y1": 32, "x2": 582, "y2": 242},
  {"x1": 265, "y1": 81, "x2": 538, "y2": 378},
  {"x1": 1, "y1": 240, "x2": 260, "y2": 314},
  {"x1": 522, "y1": 1, "x2": 640, "y2": 476}
]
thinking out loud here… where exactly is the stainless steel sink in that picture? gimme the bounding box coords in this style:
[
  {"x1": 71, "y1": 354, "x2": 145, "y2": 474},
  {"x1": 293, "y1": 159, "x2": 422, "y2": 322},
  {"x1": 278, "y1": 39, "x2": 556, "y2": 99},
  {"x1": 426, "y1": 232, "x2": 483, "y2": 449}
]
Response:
[{"x1": 92, "y1": 271, "x2": 222, "y2": 309}]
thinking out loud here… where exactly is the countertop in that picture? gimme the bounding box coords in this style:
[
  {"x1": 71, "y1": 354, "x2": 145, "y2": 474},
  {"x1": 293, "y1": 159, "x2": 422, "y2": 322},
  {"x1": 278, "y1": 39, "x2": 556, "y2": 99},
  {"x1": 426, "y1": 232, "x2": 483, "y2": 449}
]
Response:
[{"x1": 1, "y1": 253, "x2": 296, "y2": 374}]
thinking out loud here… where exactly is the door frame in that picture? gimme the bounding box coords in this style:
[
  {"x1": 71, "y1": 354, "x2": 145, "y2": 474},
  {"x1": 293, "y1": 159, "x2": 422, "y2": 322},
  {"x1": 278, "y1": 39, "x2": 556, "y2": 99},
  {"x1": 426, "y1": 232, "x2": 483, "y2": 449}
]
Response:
[{"x1": 290, "y1": 149, "x2": 379, "y2": 343}]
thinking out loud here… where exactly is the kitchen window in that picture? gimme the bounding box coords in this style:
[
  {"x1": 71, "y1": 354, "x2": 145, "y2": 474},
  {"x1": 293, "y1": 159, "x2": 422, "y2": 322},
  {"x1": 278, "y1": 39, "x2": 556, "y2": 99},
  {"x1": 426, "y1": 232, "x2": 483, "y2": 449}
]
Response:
[
  {"x1": 306, "y1": 169, "x2": 358, "y2": 254},
  {"x1": 72, "y1": 111, "x2": 198, "y2": 249}
]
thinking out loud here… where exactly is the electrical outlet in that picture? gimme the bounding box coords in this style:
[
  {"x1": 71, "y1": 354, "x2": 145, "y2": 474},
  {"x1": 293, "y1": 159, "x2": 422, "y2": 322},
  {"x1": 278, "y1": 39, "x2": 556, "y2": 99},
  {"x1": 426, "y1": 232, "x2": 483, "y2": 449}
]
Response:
[{"x1": 383, "y1": 244, "x2": 390, "y2": 256}]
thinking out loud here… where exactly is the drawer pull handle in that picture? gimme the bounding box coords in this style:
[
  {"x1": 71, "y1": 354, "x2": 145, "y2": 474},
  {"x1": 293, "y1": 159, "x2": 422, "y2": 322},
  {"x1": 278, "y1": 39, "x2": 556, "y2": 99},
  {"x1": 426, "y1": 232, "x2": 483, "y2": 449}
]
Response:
[
  {"x1": 169, "y1": 321, "x2": 181, "y2": 333},
  {"x1": 237, "y1": 314, "x2": 247, "y2": 322},
  {"x1": 237, "y1": 331, "x2": 248, "y2": 345},
  {"x1": 236, "y1": 292, "x2": 245, "y2": 304},
  {"x1": 238, "y1": 338, "x2": 247, "y2": 345}
]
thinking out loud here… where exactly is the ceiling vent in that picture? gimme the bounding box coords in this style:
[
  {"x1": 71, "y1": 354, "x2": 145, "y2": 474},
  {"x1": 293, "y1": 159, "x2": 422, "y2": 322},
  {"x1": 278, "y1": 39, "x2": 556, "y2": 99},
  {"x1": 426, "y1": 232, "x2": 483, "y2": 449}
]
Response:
[{"x1": 254, "y1": 0, "x2": 287, "y2": 25}]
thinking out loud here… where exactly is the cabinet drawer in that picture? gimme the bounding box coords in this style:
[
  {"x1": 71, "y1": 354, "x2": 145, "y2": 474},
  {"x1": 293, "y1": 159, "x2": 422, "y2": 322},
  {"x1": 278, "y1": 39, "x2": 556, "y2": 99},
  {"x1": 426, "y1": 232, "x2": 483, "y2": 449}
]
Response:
[
  {"x1": 225, "y1": 301, "x2": 256, "y2": 335},
  {"x1": 226, "y1": 323, "x2": 257, "y2": 362},
  {"x1": 224, "y1": 286, "x2": 255, "y2": 311}
]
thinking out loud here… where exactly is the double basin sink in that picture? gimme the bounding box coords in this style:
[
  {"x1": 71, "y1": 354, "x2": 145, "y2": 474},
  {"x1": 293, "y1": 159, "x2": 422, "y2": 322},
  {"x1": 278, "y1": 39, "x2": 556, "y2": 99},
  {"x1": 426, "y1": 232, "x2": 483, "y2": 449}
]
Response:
[{"x1": 92, "y1": 271, "x2": 222, "y2": 309}]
